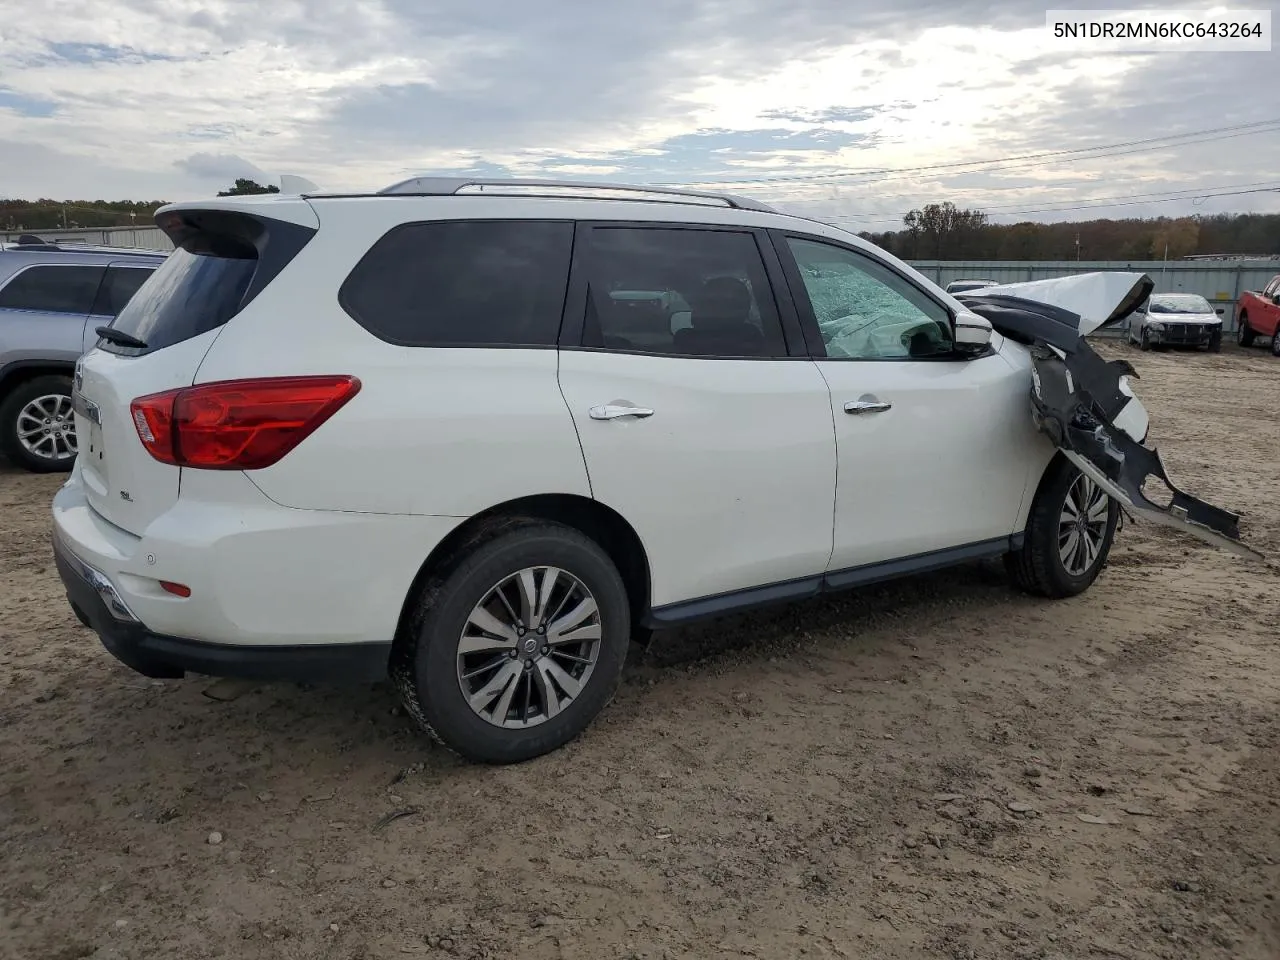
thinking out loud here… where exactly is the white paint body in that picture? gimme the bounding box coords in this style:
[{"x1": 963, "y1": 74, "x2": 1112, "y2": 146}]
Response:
[{"x1": 53, "y1": 191, "x2": 1103, "y2": 651}]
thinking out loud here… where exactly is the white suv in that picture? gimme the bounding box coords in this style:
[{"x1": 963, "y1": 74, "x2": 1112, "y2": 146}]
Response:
[{"x1": 52, "y1": 178, "x2": 1252, "y2": 764}]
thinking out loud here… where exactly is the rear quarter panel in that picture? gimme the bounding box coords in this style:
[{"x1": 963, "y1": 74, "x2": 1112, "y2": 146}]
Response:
[{"x1": 190, "y1": 197, "x2": 592, "y2": 516}]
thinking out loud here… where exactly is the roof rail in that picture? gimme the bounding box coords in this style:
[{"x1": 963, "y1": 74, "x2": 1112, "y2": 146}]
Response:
[
  {"x1": 0, "y1": 239, "x2": 167, "y2": 256},
  {"x1": 375, "y1": 176, "x2": 778, "y2": 213}
]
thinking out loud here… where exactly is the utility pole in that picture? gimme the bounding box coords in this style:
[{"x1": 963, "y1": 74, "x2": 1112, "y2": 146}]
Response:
[{"x1": 1075, "y1": 233, "x2": 1081, "y2": 261}]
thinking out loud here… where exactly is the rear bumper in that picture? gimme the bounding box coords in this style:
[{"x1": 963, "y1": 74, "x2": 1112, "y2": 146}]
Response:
[
  {"x1": 53, "y1": 532, "x2": 391, "y2": 682},
  {"x1": 49, "y1": 465, "x2": 465, "y2": 681}
]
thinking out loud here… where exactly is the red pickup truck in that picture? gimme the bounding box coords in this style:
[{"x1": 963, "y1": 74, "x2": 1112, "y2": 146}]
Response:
[{"x1": 1236, "y1": 274, "x2": 1280, "y2": 355}]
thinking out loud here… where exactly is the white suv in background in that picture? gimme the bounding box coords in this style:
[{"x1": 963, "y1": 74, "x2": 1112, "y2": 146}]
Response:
[{"x1": 52, "y1": 178, "x2": 1251, "y2": 764}]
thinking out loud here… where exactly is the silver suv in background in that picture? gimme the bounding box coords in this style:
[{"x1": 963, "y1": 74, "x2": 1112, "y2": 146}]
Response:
[{"x1": 0, "y1": 237, "x2": 166, "y2": 472}]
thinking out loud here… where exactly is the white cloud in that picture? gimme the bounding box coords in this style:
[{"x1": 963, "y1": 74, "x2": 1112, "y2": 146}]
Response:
[{"x1": 0, "y1": 0, "x2": 1276, "y2": 227}]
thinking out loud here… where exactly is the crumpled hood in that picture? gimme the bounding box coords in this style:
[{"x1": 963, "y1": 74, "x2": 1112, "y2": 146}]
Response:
[{"x1": 968, "y1": 272, "x2": 1154, "y2": 336}]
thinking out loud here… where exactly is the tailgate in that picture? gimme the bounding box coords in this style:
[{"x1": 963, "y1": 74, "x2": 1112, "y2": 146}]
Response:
[{"x1": 74, "y1": 335, "x2": 216, "y2": 535}]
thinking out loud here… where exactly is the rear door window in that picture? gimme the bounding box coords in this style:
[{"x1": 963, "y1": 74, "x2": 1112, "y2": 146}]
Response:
[
  {"x1": 339, "y1": 220, "x2": 575, "y2": 347},
  {"x1": 90, "y1": 265, "x2": 156, "y2": 318},
  {"x1": 576, "y1": 227, "x2": 788, "y2": 357},
  {"x1": 0, "y1": 264, "x2": 105, "y2": 315}
]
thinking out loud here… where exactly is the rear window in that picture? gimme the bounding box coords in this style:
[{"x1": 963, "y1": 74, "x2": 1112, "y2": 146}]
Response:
[
  {"x1": 339, "y1": 220, "x2": 575, "y2": 347},
  {"x1": 101, "y1": 249, "x2": 255, "y2": 355},
  {"x1": 97, "y1": 210, "x2": 316, "y2": 356},
  {"x1": 0, "y1": 264, "x2": 105, "y2": 314}
]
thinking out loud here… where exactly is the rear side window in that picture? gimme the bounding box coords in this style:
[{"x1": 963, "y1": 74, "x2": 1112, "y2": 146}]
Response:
[
  {"x1": 105, "y1": 249, "x2": 255, "y2": 354},
  {"x1": 0, "y1": 264, "x2": 105, "y2": 314},
  {"x1": 339, "y1": 220, "x2": 575, "y2": 347},
  {"x1": 90, "y1": 266, "x2": 155, "y2": 317}
]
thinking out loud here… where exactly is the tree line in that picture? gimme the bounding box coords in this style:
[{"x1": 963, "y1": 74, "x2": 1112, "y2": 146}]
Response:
[
  {"x1": 5, "y1": 187, "x2": 1278, "y2": 259},
  {"x1": 860, "y1": 202, "x2": 1280, "y2": 261},
  {"x1": 2, "y1": 180, "x2": 279, "y2": 231}
]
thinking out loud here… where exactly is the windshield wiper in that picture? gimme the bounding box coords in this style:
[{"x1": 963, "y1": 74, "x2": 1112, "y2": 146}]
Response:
[{"x1": 95, "y1": 326, "x2": 148, "y2": 349}]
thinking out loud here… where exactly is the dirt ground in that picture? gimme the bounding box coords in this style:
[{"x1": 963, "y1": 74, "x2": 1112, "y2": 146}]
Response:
[{"x1": 2, "y1": 341, "x2": 1278, "y2": 960}]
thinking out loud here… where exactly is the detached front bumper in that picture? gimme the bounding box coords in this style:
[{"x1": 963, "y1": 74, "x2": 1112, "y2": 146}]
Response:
[
  {"x1": 52, "y1": 531, "x2": 391, "y2": 683},
  {"x1": 1028, "y1": 345, "x2": 1262, "y2": 561}
]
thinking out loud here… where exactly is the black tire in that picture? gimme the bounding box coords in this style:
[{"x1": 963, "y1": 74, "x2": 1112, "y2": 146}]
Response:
[
  {"x1": 1207, "y1": 329, "x2": 1222, "y2": 353},
  {"x1": 1237, "y1": 316, "x2": 1255, "y2": 347},
  {"x1": 1271, "y1": 332, "x2": 1280, "y2": 358},
  {"x1": 1139, "y1": 328, "x2": 1151, "y2": 351},
  {"x1": 0, "y1": 375, "x2": 78, "y2": 473},
  {"x1": 1005, "y1": 457, "x2": 1120, "y2": 599},
  {"x1": 392, "y1": 520, "x2": 631, "y2": 764}
]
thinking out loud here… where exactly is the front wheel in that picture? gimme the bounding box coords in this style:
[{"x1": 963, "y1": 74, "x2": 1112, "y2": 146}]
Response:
[
  {"x1": 392, "y1": 520, "x2": 631, "y2": 764},
  {"x1": 1237, "y1": 317, "x2": 1255, "y2": 347},
  {"x1": 1005, "y1": 458, "x2": 1120, "y2": 598},
  {"x1": 0, "y1": 375, "x2": 78, "y2": 473},
  {"x1": 1139, "y1": 328, "x2": 1151, "y2": 351},
  {"x1": 1207, "y1": 329, "x2": 1222, "y2": 353},
  {"x1": 1271, "y1": 333, "x2": 1280, "y2": 358}
]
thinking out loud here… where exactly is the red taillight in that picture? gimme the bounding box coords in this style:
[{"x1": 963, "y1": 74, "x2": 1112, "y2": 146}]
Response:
[{"x1": 130, "y1": 376, "x2": 361, "y2": 470}]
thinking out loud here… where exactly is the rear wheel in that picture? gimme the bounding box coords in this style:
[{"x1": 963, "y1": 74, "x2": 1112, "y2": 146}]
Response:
[
  {"x1": 0, "y1": 375, "x2": 78, "y2": 473},
  {"x1": 1005, "y1": 458, "x2": 1119, "y2": 599},
  {"x1": 1237, "y1": 316, "x2": 1255, "y2": 347},
  {"x1": 392, "y1": 520, "x2": 631, "y2": 764}
]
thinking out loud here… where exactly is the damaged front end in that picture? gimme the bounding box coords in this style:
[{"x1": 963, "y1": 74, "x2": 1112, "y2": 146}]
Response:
[{"x1": 959, "y1": 273, "x2": 1263, "y2": 561}]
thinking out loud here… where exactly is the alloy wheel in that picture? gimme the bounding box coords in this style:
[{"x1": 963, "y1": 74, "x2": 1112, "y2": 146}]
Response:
[
  {"x1": 456, "y1": 566, "x2": 602, "y2": 729},
  {"x1": 16, "y1": 393, "x2": 77, "y2": 463},
  {"x1": 1058, "y1": 473, "x2": 1109, "y2": 576}
]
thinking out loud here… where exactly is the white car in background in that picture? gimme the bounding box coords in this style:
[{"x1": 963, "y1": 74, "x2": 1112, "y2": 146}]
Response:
[
  {"x1": 1127, "y1": 292, "x2": 1225, "y2": 352},
  {"x1": 52, "y1": 179, "x2": 1259, "y2": 764}
]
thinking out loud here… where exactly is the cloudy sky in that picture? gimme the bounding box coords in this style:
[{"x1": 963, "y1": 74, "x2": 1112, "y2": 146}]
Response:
[{"x1": 1, "y1": 0, "x2": 1277, "y2": 228}]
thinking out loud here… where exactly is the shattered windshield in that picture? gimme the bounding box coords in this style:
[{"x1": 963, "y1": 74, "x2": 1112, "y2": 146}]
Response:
[{"x1": 1148, "y1": 294, "x2": 1213, "y2": 315}]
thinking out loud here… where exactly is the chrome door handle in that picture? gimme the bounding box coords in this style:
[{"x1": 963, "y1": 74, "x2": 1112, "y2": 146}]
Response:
[
  {"x1": 589, "y1": 402, "x2": 655, "y2": 421},
  {"x1": 844, "y1": 397, "x2": 892, "y2": 415}
]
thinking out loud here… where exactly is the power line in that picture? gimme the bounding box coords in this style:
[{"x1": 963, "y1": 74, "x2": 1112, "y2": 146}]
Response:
[
  {"x1": 815, "y1": 178, "x2": 1280, "y2": 222},
  {"x1": 646, "y1": 118, "x2": 1280, "y2": 190},
  {"x1": 763, "y1": 126, "x2": 1280, "y2": 193},
  {"x1": 817, "y1": 185, "x2": 1280, "y2": 228}
]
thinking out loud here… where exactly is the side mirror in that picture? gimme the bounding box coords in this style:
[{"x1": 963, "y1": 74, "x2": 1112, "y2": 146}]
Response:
[
  {"x1": 1272, "y1": 294, "x2": 1280, "y2": 306},
  {"x1": 1216, "y1": 307, "x2": 1225, "y2": 315},
  {"x1": 954, "y1": 310, "x2": 993, "y2": 354}
]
